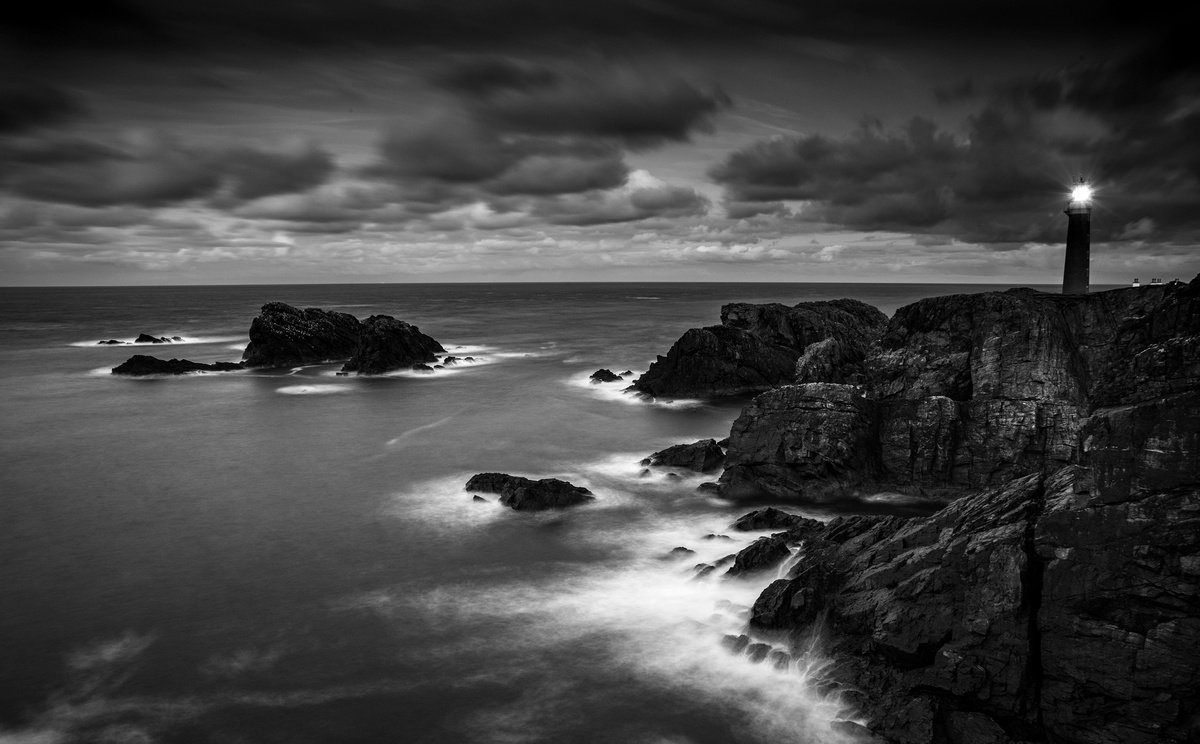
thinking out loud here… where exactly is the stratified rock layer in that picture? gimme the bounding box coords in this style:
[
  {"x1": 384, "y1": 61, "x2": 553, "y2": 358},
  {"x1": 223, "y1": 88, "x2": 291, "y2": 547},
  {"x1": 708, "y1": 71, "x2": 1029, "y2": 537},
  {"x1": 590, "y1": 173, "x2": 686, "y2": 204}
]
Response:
[
  {"x1": 242, "y1": 302, "x2": 361, "y2": 368},
  {"x1": 341, "y1": 315, "x2": 444, "y2": 375}
]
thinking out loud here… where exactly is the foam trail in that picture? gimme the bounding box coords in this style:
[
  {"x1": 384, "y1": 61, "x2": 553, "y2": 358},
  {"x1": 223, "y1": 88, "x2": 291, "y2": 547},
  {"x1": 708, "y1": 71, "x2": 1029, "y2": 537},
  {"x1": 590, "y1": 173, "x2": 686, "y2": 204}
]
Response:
[
  {"x1": 71, "y1": 335, "x2": 243, "y2": 348},
  {"x1": 564, "y1": 370, "x2": 704, "y2": 409},
  {"x1": 386, "y1": 413, "x2": 461, "y2": 446},
  {"x1": 276, "y1": 384, "x2": 355, "y2": 395}
]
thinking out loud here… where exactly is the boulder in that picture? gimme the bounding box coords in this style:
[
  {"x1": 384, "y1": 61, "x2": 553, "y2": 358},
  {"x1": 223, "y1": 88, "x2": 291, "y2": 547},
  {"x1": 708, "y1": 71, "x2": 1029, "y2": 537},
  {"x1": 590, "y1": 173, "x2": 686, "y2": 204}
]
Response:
[
  {"x1": 641, "y1": 439, "x2": 725, "y2": 473},
  {"x1": 112, "y1": 355, "x2": 243, "y2": 376},
  {"x1": 242, "y1": 302, "x2": 361, "y2": 368},
  {"x1": 589, "y1": 368, "x2": 623, "y2": 383},
  {"x1": 340, "y1": 315, "x2": 444, "y2": 375},
  {"x1": 465, "y1": 472, "x2": 595, "y2": 511}
]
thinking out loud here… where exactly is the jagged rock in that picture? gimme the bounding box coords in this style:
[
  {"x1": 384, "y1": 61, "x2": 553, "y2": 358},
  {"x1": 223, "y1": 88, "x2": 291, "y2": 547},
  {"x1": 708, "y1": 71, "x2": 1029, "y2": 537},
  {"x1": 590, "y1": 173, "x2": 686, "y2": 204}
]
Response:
[
  {"x1": 731, "y1": 507, "x2": 821, "y2": 532},
  {"x1": 641, "y1": 439, "x2": 725, "y2": 473},
  {"x1": 443, "y1": 356, "x2": 459, "y2": 365},
  {"x1": 340, "y1": 315, "x2": 444, "y2": 375},
  {"x1": 464, "y1": 472, "x2": 594, "y2": 511},
  {"x1": 632, "y1": 299, "x2": 887, "y2": 398},
  {"x1": 589, "y1": 368, "x2": 622, "y2": 383},
  {"x1": 619, "y1": 370, "x2": 634, "y2": 377},
  {"x1": 726, "y1": 534, "x2": 792, "y2": 576},
  {"x1": 134, "y1": 333, "x2": 170, "y2": 344},
  {"x1": 668, "y1": 546, "x2": 695, "y2": 556},
  {"x1": 719, "y1": 383, "x2": 877, "y2": 501},
  {"x1": 723, "y1": 279, "x2": 1200, "y2": 501},
  {"x1": 97, "y1": 339, "x2": 122, "y2": 345},
  {"x1": 112, "y1": 355, "x2": 243, "y2": 376},
  {"x1": 411, "y1": 363, "x2": 434, "y2": 373},
  {"x1": 242, "y1": 302, "x2": 361, "y2": 368}
]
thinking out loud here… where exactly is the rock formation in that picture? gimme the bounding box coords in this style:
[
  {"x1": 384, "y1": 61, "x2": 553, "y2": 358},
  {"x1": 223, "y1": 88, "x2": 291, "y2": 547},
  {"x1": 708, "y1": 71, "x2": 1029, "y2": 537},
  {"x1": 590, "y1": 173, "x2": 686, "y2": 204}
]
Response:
[
  {"x1": 241, "y1": 302, "x2": 362, "y2": 368},
  {"x1": 240, "y1": 302, "x2": 445, "y2": 372},
  {"x1": 640, "y1": 438, "x2": 725, "y2": 473},
  {"x1": 134, "y1": 333, "x2": 172, "y2": 344},
  {"x1": 465, "y1": 472, "x2": 595, "y2": 511},
  {"x1": 340, "y1": 315, "x2": 444, "y2": 375},
  {"x1": 590, "y1": 368, "x2": 623, "y2": 383},
  {"x1": 719, "y1": 278, "x2": 1200, "y2": 504},
  {"x1": 723, "y1": 276, "x2": 1200, "y2": 743},
  {"x1": 112, "y1": 355, "x2": 243, "y2": 376},
  {"x1": 631, "y1": 298, "x2": 887, "y2": 398}
]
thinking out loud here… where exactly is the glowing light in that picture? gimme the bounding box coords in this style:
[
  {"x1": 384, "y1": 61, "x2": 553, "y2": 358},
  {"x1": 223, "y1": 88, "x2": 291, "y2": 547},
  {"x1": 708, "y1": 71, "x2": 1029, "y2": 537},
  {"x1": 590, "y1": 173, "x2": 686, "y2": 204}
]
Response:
[{"x1": 1071, "y1": 182, "x2": 1093, "y2": 203}]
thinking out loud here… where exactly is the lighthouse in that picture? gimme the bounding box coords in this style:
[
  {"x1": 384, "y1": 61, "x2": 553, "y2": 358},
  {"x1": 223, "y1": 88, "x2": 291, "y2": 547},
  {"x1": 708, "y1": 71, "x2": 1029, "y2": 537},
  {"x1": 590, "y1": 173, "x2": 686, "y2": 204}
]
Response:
[{"x1": 1062, "y1": 178, "x2": 1092, "y2": 294}]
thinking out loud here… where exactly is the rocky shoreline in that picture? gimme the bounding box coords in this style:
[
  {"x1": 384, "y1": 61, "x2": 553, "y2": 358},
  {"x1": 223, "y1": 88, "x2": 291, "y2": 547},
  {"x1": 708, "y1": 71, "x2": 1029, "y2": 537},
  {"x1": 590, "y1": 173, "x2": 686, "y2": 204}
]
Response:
[{"x1": 615, "y1": 275, "x2": 1199, "y2": 744}]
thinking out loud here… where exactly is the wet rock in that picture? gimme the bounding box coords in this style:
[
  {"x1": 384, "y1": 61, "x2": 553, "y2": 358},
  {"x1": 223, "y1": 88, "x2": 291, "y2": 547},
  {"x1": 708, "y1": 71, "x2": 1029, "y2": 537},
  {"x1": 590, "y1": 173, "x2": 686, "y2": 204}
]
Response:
[
  {"x1": 443, "y1": 356, "x2": 459, "y2": 365},
  {"x1": 410, "y1": 363, "x2": 434, "y2": 373},
  {"x1": 726, "y1": 534, "x2": 792, "y2": 576},
  {"x1": 97, "y1": 339, "x2": 122, "y2": 345},
  {"x1": 668, "y1": 546, "x2": 695, "y2": 556},
  {"x1": 619, "y1": 370, "x2": 634, "y2": 377},
  {"x1": 730, "y1": 507, "x2": 820, "y2": 532},
  {"x1": 633, "y1": 299, "x2": 887, "y2": 398},
  {"x1": 589, "y1": 368, "x2": 622, "y2": 383},
  {"x1": 696, "y1": 482, "x2": 720, "y2": 494},
  {"x1": 112, "y1": 355, "x2": 243, "y2": 376},
  {"x1": 134, "y1": 333, "x2": 170, "y2": 344},
  {"x1": 767, "y1": 650, "x2": 791, "y2": 669},
  {"x1": 702, "y1": 533, "x2": 732, "y2": 541},
  {"x1": 721, "y1": 634, "x2": 751, "y2": 654},
  {"x1": 745, "y1": 642, "x2": 771, "y2": 663},
  {"x1": 341, "y1": 315, "x2": 444, "y2": 375},
  {"x1": 642, "y1": 439, "x2": 725, "y2": 473},
  {"x1": 464, "y1": 472, "x2": 594, "y2": 511},
  {"x1": 242, "y1": 302, "x2": 361, "y2": 368},
  {"x1": 665, "y1": 473, "x2": 682, "y2": 481},
  {"x1": 471, "y1": 495, "x2": 487, "y2": 503}
]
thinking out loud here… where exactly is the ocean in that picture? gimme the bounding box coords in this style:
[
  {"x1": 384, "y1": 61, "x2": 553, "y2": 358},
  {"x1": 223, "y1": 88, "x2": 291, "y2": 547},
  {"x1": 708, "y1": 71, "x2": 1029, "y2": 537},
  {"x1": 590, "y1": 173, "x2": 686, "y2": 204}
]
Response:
[{"x1": 0, "y1": 282, "x2": 1079, "y2": 744}]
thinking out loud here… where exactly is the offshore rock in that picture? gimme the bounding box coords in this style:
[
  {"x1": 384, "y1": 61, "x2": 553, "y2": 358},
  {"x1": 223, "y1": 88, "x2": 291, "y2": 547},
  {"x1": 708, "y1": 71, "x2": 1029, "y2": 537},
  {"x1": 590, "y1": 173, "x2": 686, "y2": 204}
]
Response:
[
  {"x1": 632, "y1": 299, "x2": 887, "y2": 398},
  {"x1": 465, "y1": 472, "x2": 595, "y2": 511},
  {"x1": 341, "y1": 315, "x2": 444, "y2": 375},
  {"x1": 641, "y1": 438, "x2": 725, "y2": 473},
  {"x1": 134, "y1": 333, "x2": 171, "y2": 344},
  {"x1": 242, "y1": 302, "x2": 361, "y2": 368},
  {"x1": 590, "y1": 368, "x2": 623, "y2": 383},
  {"x1": 112, "y1": 355, "x2": 243, "y2": 376}
]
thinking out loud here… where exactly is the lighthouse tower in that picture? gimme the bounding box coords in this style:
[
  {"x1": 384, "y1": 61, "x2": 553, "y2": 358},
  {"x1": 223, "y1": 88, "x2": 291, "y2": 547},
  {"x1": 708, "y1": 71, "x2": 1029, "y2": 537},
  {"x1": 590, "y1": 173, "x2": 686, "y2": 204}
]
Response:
[{"x1": 1062, "y1": 179, "x2": 1092, "y2": 294}]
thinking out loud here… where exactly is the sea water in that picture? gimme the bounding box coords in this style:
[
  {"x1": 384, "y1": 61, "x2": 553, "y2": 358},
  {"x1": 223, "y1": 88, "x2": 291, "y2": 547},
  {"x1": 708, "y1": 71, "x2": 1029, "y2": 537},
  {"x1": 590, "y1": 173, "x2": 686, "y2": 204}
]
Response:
[{"x1": 0, "y1": 282, "x2": 1078, "y2": 744}]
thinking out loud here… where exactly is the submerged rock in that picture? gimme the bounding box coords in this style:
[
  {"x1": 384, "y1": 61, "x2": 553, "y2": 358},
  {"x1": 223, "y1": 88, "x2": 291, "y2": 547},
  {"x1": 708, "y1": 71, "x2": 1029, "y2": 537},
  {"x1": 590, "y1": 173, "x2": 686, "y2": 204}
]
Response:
[
  {"x1": 465, "y1": 472, "x2": 595, "y2": 511},
  {"x1": 641, "y1": 438, "x2": 725, "y2": 473},
  {"x1": 242, "y1": 302, "x2": 361, "y2": 368},
  {"x1": 341, "y1": 315, "x2": 444, "y2": 375},
  {"x1": 112, "y1": 355, "x2": 243, "y2": 376}
]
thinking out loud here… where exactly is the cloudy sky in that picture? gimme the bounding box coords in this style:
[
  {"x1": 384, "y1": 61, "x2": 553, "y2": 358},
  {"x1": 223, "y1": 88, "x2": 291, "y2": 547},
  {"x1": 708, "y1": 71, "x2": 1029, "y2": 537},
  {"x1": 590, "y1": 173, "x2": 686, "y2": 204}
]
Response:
[{"x1": 1, "y1": 0, "x2": 1195, "y2": 285}]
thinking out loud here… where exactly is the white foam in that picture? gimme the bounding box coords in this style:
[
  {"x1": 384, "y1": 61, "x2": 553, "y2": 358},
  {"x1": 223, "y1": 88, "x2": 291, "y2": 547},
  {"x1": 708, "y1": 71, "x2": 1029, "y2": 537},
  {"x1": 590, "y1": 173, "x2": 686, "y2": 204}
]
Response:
[
  {"x1": 71, "y1": 335, "x2": 244, "y2": 348},
  {"x1": 564, "y1": 370, "x2": 705, "y2": 409},
  {"x1": 276, "y1": 384, "x2": 355, "y2": 395}
]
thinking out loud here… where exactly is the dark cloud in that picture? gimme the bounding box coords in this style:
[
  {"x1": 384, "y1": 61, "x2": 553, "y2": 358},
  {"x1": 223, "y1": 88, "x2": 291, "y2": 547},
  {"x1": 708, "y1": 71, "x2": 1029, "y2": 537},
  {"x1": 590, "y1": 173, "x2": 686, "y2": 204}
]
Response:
[
  {"x1": 534, "y1": 180, "x2": 709, "y2": 226},
  {"x1": 0, "y1": 135, "x2": 334, "y2": 207},
  {"x1": 430, "y1": 57, "x2": 730, "y2": 147},
  {"x1": 0, "y1": 85, "x2": 88, "y2": 133}
]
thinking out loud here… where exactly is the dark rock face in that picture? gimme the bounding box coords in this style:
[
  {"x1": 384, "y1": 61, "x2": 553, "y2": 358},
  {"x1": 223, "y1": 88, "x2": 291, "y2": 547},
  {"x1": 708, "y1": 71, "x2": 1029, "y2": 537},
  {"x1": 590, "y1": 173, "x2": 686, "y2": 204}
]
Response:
[
  {"x1": 730, "y1": 507, "x2": 820, "y2": 532},
  {"x1": 632, "y1": 299, "x2": 887, "y2": 398},
  {"x1": 97, "y1": 339, "x2": 122, "y2": 345},
  {"x1": 720, "y1": 383, "x2": 876, "y2": 501},
  {"x1": 721, "y1": 280, "x2": 1200, "y2": 502},
  {"x1": 242, "y1": 302, "x2": 361, "y2": 368},
  {"x1": 112, "y1": 355, "x2": 243, "y2": 376},
  {"x1": 134, "y1": 333, "x2": 171, "y2": 344},
  {"x1": 641, "y1": 439, "x2": 725, "y2": 473},
  {"x1": 465, "y1": 472, "x2": 595, "y2": 511},
  {"x1": 725, "y1": 534, "x2": 792, "y2": 577},
  {"x1": 340, "y1": 315, "x2": 444, "y2": 375},
  {"x1": 738, "y1": 279, "x2": 1200, "y2": 743},
  {"x1": 590, "y1": 368, "x2": 622, "y2": 383}
]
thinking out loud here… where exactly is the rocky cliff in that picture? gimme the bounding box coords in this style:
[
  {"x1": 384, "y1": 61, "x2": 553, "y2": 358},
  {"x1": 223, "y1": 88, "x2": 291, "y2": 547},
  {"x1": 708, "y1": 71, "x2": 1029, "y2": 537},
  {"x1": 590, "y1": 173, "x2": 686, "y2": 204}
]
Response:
[
  {"x1": 719, "y1": 278, "x2": 1200, "y2": 503},
  {"x1": 719, "y1": 277, "x2": 1200, "y2": 743}
]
